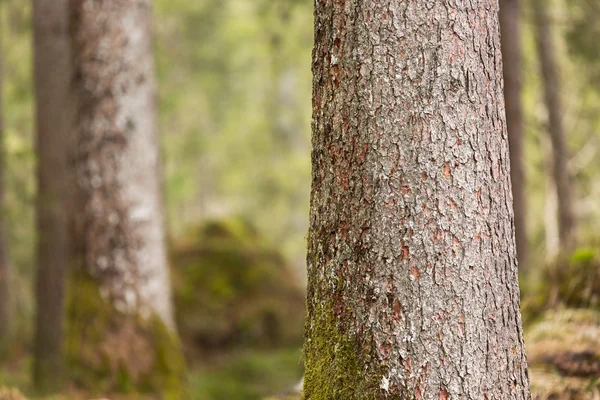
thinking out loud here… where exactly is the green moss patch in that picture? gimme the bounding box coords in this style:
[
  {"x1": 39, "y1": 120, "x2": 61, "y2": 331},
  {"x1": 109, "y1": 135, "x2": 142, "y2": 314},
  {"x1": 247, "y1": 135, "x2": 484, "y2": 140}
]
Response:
[
  {"x1": 302, "y1": 300, "x2": 381, "y2": 400},
  {"x1": 521, "y1": 247, "x2": 600, "y2": 324}
]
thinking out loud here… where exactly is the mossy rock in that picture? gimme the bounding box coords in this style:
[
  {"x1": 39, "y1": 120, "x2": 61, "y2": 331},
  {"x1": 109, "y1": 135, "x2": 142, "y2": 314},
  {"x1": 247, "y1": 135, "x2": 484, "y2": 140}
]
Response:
[
  {"x1": 0, "y1": 388, "x2": 27, "y2": 400},
  {"x1": 66, "y1": 273, "x2": 186, "y2": 398},
  {"x1": 170, "y1": 217, "x2": 305, "y2": 355},
  {"x1": 522, "y1": 247, "x2": 600, "y2": 323},
  {"x1": 526, "y1": 308, "x2": 600, "y2": 399},
  {"x1": 544, "y1": 248, "x2": 600, "y2": 310}
]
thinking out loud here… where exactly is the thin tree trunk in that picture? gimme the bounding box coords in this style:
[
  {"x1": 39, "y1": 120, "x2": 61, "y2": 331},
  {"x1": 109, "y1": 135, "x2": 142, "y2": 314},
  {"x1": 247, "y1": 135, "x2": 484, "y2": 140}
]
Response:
[
  {"x1": 31, "y1": 0, "x2": 71, "y2": 390},
  {"x1": 500, "y1": 0, "x2": 528, "y2": 270},
  {"x1": 0, "y1": 6, "x2": 10, "y2": 352},
  {"x1": 533, "y1": 0, "x2": 576, "y2": 250},
  {"x1": 304, "y1": 1, "x2": 531, "y2": 399},
  {"x1": 68, "y1": 0, "x2": 183, "y2": 394}
]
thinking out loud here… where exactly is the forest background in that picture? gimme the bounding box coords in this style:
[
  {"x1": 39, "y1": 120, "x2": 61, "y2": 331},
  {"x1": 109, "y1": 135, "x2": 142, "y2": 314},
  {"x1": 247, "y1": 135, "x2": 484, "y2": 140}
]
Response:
[{"x1": 0, "y1": 0, "x2": 599, "y2": 399}]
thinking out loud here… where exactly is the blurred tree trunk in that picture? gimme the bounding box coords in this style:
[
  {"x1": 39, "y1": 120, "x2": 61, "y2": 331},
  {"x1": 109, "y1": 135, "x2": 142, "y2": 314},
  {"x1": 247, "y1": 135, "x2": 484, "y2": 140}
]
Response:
[
  {"x1": 500, "y1": 0, "x2": 528, "y2": 270},
  {"x1": 31, "y1": 0, "x2": 71, "y2": 391},
  {"x1": 304, "y1": 1, "x2": 531, "y2": 399},
  {"x1": 0, "y1": 11, "x2": 10, "y2": 353},
  {"x1": 68, "y1": 0, "x2": 184, "y2": 395},
  {"x1": 533, "y1": 0, "x2": 576, "y2": 250}
]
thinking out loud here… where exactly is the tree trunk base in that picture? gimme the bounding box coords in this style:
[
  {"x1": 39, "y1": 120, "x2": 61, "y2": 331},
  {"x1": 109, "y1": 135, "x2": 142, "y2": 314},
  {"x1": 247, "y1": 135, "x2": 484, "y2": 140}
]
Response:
[{"x1": 67, "y1": 274, "x2": 186, "y2": 399}]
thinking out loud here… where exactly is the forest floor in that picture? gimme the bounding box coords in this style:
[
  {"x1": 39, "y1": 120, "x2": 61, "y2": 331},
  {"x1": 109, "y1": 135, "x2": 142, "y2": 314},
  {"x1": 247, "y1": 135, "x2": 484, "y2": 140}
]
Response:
[
  {"x1": 0, "y1": 347, "x2": 304, "y2": 400},
  {"x1": 1, "y1": 309, "x2": 599, "y2": 400}
]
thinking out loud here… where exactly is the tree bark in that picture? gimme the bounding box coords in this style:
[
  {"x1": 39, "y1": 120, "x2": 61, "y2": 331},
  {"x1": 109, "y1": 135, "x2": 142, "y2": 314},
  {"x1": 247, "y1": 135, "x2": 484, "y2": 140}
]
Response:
[
  {"x1": 31, "y1": 0, "x2": 71, "y2": 390},
  {"x1": 0, "y1": 10, "x2": 10, "y2": 353},
  {"x1": 500, "y1": 0, "x2": 528, "y2": 270},
  {"x1": 533, "y1": 0, "x2": 576, "y2": 250},
  {"x1": 304, "y1": 1, "x2": 531, "y2": 399},
  {"x1": 68, "y1": 0, "x2": 183, "y2": 395}
]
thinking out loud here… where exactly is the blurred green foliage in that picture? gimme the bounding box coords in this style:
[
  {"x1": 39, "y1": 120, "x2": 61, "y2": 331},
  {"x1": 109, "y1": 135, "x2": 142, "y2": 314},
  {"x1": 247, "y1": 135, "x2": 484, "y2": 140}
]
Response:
[
  {"x1": 155, "y1": 0, "x2": 313, "y2": 264},
  {"x1": 522, "y1": 0, "x2": 600, "y2": 260},
  {"x1": 171, "y1": 218, "x2": 305, "y2": 355}
]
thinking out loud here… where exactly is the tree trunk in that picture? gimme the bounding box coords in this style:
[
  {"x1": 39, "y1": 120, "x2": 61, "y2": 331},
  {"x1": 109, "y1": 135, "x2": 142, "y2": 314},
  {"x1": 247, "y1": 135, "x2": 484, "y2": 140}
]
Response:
[
  {"x1": 0, "y1": 12, "x2": 10, "y2": 353},
  {"x1": 533, "y1": 0, "x2": 576, "y2": 250},
  {"x1": 500, "y1": 0, "x2": 528, "y2": 270},
  {"x1": 31, "y1": 0, "x2": 71, "y2": 390},
  {"x1": 304, "y1": 1, "x2": 531, "y2": 399},
  {"x1": 68, "y1": 0, "x2": 184, "y2": 395}
]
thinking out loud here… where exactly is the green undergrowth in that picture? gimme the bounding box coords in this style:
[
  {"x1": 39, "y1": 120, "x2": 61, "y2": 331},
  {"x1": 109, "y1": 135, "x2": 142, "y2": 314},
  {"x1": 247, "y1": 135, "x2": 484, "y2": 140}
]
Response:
[{"x1": 1, "y1": 347, "x2": 303, "y2": 400}]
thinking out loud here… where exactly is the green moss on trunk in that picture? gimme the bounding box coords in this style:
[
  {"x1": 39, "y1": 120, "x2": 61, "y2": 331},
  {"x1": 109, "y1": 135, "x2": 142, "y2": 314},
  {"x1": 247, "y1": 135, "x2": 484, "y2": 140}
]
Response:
[
  {"x1": 66, "y1": 273, "x2": 186, "y2": 398},
  {"x1": 302, "y1": 300, "x2": 381, "y2": 400}
]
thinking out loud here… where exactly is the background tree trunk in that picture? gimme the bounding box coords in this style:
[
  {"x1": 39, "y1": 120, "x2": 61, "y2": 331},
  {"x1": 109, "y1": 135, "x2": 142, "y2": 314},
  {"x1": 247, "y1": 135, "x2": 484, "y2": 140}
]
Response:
[
  {"x1": 500, "y1": 0, "x2": 528, "y2": 270},
  {"x1": 31, "y1": 0, "x2": 71, "y2": 390},
  {"x1": 304, "y1": 1, "x2": 531, "y2": 399},
  {"x1": 68, "y1": 0, "x2": 184, "y2": 395},
  {"x1": 0, "y1": 8, "x2": 10, "y2": 353},
  {"x1": 533, "y1": 0, "x2": 576, "y2": 250}
]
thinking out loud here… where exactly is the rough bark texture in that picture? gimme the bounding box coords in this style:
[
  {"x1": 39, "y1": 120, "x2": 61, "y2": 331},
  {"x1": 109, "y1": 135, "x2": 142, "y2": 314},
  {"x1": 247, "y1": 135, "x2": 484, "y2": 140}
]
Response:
[
  {"x1": 499, "y1": 0, "x2": 528, "y2": 270},
  {"x1": 533, "y1": 0, "x2": 576, "y2": 250},
  {"x1": 0, "y1": 12, "x2": 9, "y2": 352},
  {"x1": 304, "y1": 1, "x2": 531, "y2": 399},
  {"x1": 32, "y1": 0, "x2": 71, "y2": 390},
  {"x1": 68, "y1": 0, "x2": 183, "y2": 395}
]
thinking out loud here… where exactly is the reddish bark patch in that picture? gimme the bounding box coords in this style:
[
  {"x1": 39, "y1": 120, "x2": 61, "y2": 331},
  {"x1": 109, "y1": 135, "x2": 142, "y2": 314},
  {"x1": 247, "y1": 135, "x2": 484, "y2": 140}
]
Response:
[
  {"x1": 331, "y1": 64, "x2": 341, "y2": 89},
  {"x1": 411, "y1": 266, "x2": 420, "y2": 280},
  {"x1": 334, "y1": 37, "x2": 341, "y2": 50},
  {"x1": 401, "y1": 245, "x2": 409, "y2": 259},
  {"x1": 443, "y1": 163, "x2": 451, "y2": 179},
  {"x1": 404, "y1": 358, "x2": 412, "y2": 374},
  {"x1": 415, "y1": 387, "x2": 422, "y2": 399},
  {"x1": 452, "y1": 236, "x2": 460, "y2": 258},
  {"x1": 440, "y1": 389, "x2": 449, "y2": 400},
  {"x1": 393, "y1": 299, "x2": 402, "y2": 321}
]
